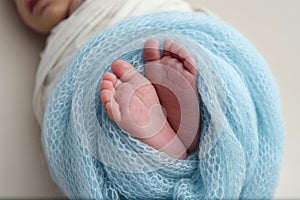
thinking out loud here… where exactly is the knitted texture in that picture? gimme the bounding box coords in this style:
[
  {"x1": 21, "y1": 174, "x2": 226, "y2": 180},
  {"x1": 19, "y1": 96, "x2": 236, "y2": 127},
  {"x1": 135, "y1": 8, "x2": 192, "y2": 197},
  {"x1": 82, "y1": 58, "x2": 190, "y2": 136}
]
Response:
[{"x1": 43, "y1": 11, "x2": 284, "y2": 199}]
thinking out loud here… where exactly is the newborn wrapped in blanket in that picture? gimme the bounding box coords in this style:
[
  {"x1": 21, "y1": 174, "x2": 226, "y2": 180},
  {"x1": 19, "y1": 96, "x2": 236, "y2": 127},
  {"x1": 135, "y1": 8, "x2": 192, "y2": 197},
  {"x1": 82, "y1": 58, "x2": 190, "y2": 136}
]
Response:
[{"x1": 34, "y1": 1, "x2": 285, "y2": 199}]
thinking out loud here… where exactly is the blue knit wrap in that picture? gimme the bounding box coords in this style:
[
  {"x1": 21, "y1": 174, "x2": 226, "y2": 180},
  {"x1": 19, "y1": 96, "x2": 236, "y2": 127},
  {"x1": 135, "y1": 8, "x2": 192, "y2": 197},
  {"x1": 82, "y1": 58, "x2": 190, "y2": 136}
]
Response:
[{"x1": 43, "y1": 11, "x2": 285, "y2": 199}]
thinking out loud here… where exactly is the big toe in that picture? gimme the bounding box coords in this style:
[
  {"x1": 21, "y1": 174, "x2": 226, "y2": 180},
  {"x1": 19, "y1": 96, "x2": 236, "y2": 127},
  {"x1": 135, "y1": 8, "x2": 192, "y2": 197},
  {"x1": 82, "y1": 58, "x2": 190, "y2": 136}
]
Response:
[
  {"x1": 144, "y1": 38, "x2": 161, "y2": 62},
  {"x1": 111, "y1": 60, "x2": 135, "y2": 80}
]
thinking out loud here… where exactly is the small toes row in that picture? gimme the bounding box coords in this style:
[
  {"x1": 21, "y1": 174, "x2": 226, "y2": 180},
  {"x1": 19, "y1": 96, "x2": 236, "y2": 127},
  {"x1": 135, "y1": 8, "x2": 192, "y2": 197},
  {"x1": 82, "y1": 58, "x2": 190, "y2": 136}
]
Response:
[
  {"x1": 100, "y1": 73, "x2": 116, "y2": 110},
  {"x1": 163, "y1": 39, "x2": 198, "y2": 76},
  {"x1": 144, "y1": 38, "x2": 198, "y2": 76},
  {"x1": 100, "y1": 74, "x2": 116, "y2": 120}
]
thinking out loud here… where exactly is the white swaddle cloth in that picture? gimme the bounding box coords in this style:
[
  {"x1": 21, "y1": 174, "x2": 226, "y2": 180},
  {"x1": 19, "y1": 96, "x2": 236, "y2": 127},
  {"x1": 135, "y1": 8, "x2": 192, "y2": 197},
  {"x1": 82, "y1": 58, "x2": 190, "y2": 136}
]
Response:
[{"x1": 33, "y1": 0, "x2": 194, "y2": 127}]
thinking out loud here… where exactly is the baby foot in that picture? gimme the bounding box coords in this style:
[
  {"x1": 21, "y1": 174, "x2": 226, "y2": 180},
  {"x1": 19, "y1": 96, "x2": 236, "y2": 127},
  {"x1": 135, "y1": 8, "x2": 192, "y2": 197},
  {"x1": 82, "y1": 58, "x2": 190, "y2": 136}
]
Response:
[
  {"x1": 100, "y1": 60, "x2": 187, "y2": 159},
  {"x1": 100, "y1": 60, "x2": 166, "y2": 139},
  {"x1": 144, "y1": 39, "x2": 200, "y2": 153}
]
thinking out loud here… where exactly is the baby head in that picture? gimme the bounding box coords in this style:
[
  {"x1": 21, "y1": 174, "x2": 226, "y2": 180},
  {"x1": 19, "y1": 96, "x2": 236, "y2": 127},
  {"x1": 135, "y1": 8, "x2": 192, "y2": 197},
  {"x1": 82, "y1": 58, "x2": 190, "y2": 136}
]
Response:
[{"x1": 14, "y1": 0, "x2": 82, "y2": 33}]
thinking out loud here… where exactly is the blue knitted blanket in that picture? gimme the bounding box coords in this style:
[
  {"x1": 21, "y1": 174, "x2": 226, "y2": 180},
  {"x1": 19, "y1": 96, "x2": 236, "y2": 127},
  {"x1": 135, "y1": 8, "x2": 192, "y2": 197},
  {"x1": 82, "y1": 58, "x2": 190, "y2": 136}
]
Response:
[{"x1": 42, "y1": 11, "x2": 284, "y2": 199}]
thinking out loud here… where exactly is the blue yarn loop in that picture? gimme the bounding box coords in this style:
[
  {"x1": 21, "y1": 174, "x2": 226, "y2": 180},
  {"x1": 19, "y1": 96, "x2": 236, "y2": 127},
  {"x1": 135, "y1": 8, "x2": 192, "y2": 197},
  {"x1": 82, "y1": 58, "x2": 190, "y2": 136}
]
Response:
[{"x1": 43, "y1": 11, "x2": 284, "y2": 199}]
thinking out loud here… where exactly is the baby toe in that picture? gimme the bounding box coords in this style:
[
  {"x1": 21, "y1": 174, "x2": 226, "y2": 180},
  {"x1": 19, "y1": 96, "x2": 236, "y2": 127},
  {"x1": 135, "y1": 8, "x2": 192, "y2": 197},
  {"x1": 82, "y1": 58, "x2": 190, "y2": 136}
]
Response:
[
  {"x1": 101, "y1": 80, "x2": 114, "y2": 90},
  {"x1": 112, "y1": 60, "x2": 135, "y2": 81},
  {"x1": 101, "y1": 90, "x2": 113, "y2": 105},
  {"x1": 144, "y1": 38, "x2": 161, "y2": 62},
  {"x1": 103, "y1": 72, "x2": 117, "y2": 86}
]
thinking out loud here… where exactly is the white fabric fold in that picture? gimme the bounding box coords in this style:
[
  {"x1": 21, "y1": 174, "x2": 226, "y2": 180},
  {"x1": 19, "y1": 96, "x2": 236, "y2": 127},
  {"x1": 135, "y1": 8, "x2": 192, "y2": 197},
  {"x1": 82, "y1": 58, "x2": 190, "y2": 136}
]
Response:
[{"x1": 33, "y1": 0, "x2": 194, "y2": 127}]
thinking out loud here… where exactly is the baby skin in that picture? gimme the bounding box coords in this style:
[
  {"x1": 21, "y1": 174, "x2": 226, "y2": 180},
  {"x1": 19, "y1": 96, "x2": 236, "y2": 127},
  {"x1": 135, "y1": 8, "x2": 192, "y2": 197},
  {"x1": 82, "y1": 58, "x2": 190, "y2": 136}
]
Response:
[{"x1": 100, "y1": 39, "x2": 200, "y2": 160}]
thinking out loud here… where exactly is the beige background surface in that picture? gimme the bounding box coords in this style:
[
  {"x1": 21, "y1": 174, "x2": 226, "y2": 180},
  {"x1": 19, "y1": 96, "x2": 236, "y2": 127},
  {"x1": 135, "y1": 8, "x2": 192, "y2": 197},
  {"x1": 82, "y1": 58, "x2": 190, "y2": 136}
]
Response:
[{"x1": 0, "y1": 0, "x2": 299, "y2": 198}]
